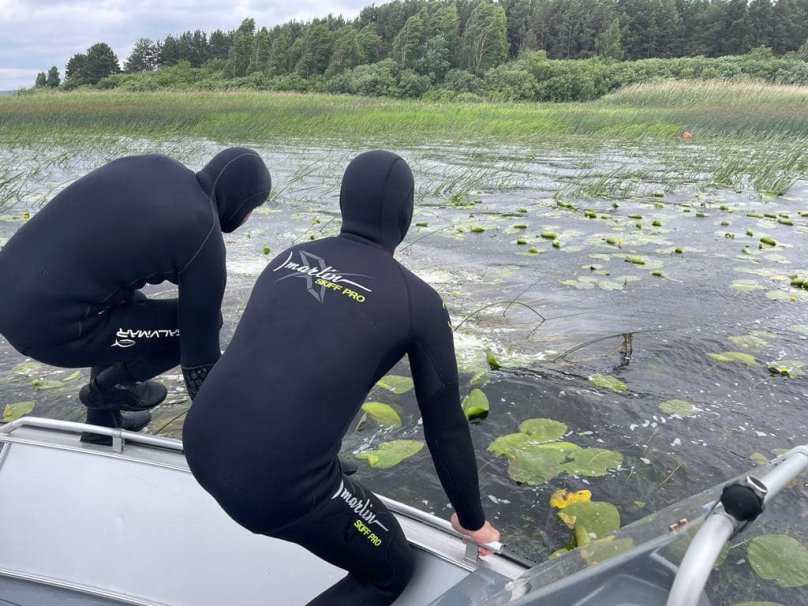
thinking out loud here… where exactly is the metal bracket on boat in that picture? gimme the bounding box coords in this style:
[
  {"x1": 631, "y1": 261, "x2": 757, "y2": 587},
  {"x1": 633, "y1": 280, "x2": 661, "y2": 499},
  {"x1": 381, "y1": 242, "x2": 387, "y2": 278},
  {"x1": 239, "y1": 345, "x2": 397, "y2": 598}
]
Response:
[
  {"x1": 377, "y1": 495, "x2": 504, "y2": 563},
  {"x1": 464, "y1": 541, "x2": 480, "y2": 564}
]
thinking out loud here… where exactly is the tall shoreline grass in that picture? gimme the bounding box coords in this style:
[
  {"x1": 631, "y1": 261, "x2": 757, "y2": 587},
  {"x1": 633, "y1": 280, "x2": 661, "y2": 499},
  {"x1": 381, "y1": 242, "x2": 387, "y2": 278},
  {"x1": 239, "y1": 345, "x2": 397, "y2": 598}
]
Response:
[
  {"x1": 0, "y1": 80, "x2": 805, "y2": 206},
  {"x1": 2, "y1": 80, "x2": 807, "y2": 145}
]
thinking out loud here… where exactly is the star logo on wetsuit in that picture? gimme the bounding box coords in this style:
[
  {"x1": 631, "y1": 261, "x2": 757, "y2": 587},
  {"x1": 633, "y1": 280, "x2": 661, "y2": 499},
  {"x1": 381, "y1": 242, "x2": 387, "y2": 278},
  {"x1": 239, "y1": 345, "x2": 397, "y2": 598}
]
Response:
[{"x1": 273, "y1": 250, "x2": 373, "y2": 304}]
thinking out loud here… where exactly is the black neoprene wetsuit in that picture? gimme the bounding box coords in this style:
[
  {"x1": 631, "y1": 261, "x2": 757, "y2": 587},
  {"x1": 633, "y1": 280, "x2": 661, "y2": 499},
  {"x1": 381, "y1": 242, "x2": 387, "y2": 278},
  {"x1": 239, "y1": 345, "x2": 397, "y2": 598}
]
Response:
[
  {"x1": 0, "y1": 148, "x2": 271, "y2": 393},
  {"x1": 183, "y1": 150, "x2": 486, "y2": 606}
]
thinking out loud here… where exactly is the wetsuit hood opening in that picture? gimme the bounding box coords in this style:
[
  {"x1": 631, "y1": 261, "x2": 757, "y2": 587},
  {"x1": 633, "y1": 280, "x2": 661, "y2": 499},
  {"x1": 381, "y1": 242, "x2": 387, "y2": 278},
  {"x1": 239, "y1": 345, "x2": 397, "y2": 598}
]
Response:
[
  {"x1": 197, "y1": 147, "x2": 272, "y2": 233},
  {"x1": 339, "y1": 150, "x2": 414, "y2": 254}
]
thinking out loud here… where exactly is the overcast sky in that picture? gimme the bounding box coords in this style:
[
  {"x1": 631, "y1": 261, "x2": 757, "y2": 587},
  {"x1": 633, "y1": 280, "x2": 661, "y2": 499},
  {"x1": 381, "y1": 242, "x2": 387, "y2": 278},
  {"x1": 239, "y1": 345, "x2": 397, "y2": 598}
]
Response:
[{"x1": 0, "y1": 0, "x2": 370, "y2": 90}]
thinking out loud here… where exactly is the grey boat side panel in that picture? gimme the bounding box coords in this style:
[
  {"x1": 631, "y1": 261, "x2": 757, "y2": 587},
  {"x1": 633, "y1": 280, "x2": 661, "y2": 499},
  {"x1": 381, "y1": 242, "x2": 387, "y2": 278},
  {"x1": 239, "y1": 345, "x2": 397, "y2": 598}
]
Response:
[
  {"x1": 0, "y1": 434, "x2": 482, "y2": 606},
  {"x1": 0, "y1": 575, "x2": 132, "y2": 606},
  {"x1": 0, "y1": 439, "x2": 465, "y2": 606}
]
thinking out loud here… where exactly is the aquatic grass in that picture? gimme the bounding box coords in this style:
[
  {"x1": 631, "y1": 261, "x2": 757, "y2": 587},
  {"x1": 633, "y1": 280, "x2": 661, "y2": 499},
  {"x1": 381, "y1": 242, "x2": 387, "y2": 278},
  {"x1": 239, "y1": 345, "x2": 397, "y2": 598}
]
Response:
[
  {"x1": 1, "y1": 82, "x2": 806, "y2": 208},
  {"x1": 2, "y1": 82, "x2": 806, "y2": 144},
  {"x1": 600, "y1": 80, "x2": 808, "y2": 137}
]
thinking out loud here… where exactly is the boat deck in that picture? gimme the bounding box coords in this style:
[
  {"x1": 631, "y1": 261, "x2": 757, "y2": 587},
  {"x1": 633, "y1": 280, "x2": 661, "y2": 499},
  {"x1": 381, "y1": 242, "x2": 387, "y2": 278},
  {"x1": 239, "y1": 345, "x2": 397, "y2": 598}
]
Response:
[{"x1": 0, "y1": 419, "x2": 523, "y2": 606}]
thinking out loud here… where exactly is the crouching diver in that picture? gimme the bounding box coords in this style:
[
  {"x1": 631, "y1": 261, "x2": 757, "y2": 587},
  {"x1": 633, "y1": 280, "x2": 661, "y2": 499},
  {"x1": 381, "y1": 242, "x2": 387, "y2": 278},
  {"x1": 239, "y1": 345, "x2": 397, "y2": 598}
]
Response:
[
  {"x1": 0, "y1": 148, "x2": 271, "y2": 444},
  {"x1": 183, "y1": 150, "x2": 500, "y2": 605}
]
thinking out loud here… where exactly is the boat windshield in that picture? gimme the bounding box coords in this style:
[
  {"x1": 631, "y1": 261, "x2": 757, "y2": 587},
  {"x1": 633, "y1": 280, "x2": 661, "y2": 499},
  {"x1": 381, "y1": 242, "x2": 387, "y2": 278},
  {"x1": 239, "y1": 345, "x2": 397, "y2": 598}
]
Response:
[{"x1": 484, "y1": 462, "x2": 808, "y2": 606}]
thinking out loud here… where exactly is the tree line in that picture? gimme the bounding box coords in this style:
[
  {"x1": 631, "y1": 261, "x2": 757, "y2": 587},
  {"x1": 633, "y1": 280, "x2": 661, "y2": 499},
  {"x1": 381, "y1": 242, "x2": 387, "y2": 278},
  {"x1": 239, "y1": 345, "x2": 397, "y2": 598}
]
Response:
[{"x1": 34, "y1": 0, "x2": 808, "y2": 98}]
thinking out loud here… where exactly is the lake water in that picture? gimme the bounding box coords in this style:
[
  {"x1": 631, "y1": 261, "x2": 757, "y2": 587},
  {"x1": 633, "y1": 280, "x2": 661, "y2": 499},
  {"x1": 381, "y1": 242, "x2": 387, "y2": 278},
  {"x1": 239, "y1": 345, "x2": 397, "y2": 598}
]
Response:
[{"x1": 1, "y1": 138, "x2": 807, "y2": 604}]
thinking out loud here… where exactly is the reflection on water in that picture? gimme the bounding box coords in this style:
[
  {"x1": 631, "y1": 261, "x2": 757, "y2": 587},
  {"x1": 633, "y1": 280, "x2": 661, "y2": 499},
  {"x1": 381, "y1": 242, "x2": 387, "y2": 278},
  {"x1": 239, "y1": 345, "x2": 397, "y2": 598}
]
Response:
[{"x1": 1, "y1": 139, "x2": 807, "y2": 603}]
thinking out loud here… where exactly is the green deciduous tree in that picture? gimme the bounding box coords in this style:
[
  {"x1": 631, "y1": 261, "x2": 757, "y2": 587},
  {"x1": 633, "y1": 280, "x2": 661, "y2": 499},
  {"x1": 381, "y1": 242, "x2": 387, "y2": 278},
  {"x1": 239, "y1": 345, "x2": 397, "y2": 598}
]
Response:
[
  {"x1": 357, "y1": 24, "x2": 381, "y2": 64},
  {"x1": 125, "y1": 38, "x2": 158, "y2": 72},
  {"x1": 597, "y1": 17, "x2": 624, "y2": 60},
  {"x1": 229, "y1": 18, "x2": 256, "y2": 77},
  {"x1": 65, "y1": 53, "x2": 87, "y2": 87},
  {"x1": 34, "y1": 72, "x2": 46, "y2": 87},
  {"x1": 250, "y1": 27, "x2": 272, "y2": 74},
  {"x1": 800, "y1": 36, "x2": 808, "y2": 60},
  {"x1": 462, "y1": 0, "x2": 508, "y2": 74},
  {"x1": 66, "y1": 43, "x2": 119, "y2": 86},
  {"x1": 326, "y1": 27, "x2": 362, "y2": 78},
  {"x1": 429, "y1": 3, "x2": 460, "y2": 68},
  {"x1": 84, "y1": 43, "x2": 121, "y2": 84},
  {"x1": 209, "y1": 29, "x2": 234, "y2": 62},
  {"x1": 393, "y1": 9, "x2": 428, "y2": 69},
  {"x1": 46, "y1": 66, "x2": 60, "y2": 87},
  {"x1": 295, "y1": 21, "x2": 334, "y2": 77}
]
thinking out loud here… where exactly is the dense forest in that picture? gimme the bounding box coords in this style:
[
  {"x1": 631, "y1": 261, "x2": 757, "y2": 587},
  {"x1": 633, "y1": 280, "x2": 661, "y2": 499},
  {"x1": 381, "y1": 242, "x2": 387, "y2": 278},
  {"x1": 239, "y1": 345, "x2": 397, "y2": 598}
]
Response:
[{"x1": 33, "y1": 0, "x2": 808, "y2": 101}]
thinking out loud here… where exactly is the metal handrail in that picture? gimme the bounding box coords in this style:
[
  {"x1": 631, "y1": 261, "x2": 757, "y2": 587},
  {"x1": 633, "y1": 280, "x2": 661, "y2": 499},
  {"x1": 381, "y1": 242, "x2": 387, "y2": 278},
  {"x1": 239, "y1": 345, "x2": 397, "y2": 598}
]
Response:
[
  {"x1": 0, "y1": 416, "x2": 183, "y2": 452},
  {"x1": 378, "y1": 495, "x2": 504, "y2": 557},
  {"x1": 665, "y1": 445, "x2": 808, "y2": 606}
]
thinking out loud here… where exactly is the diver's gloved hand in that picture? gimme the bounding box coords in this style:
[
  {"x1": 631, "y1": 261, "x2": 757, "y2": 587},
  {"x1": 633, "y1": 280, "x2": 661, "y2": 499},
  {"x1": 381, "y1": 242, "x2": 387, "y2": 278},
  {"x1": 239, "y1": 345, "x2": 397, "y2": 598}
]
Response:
[{"x1": 182, "y1": 364, "x2": 213, "y2": 400}]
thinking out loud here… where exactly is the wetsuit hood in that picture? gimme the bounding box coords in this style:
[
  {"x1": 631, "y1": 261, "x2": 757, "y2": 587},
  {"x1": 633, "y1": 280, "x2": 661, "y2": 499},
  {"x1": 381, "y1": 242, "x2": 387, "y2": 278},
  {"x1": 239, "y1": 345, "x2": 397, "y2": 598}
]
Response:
[
  {"x1": 339, "y1": 150, "x2": 414, "y2": 254},
  {"x1": 196, "y1": 147, "x2": 272, "y2": 233}
]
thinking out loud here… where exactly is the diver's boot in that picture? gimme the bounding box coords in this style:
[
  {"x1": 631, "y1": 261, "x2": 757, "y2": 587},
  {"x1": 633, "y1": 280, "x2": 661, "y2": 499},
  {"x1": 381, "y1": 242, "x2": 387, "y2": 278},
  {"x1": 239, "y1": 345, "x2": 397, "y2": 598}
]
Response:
[
  {"x1": 80, "y1": 408, "x2": 152, "y2": 446},
  {"x1": 79, "y1": 363, "x2": 167, "y2": 412},
  {"x1": 340, "y1": 458, "x2": 359, "y2": 476}
]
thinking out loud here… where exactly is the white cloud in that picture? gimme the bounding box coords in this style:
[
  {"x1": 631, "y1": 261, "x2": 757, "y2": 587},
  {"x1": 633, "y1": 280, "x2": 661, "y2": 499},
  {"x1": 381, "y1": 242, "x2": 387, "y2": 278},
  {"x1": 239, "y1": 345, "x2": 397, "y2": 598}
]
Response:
[{"x1": 0, "y1": 0, "x2": 368, "y2": 90}]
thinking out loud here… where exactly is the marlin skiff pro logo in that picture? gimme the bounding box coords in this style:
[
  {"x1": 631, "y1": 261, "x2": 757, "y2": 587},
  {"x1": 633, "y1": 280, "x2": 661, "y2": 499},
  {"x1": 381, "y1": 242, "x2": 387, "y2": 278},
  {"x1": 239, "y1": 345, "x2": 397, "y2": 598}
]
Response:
[
  {"x1": 273, "y1": 250, "x2": 373, "y2": 304},
  {"x1": 112, "y1": 328, "x2": 180, "y2": 348},
  {"x1": 332, "y1": 479, "x2": 388, "y2": 546}
]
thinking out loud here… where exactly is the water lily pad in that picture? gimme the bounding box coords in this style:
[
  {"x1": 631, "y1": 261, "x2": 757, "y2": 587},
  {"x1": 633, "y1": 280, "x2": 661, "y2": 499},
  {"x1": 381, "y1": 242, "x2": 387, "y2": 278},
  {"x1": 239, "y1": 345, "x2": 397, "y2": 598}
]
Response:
[
  {"x1": 731, "y1": 280, "x2": 764, "y2": 292},
  {"x1": 749, "y1": 452, "x2": 769, "y2": 465},
  {"x1": 765, "y1": 290, "x2": 792, "y2": 301},
  {"x1": 707, "y1": 352, "x2": 759, "y2": 366},
  {"x1": 361, "y1": 402, "x2": 402, "y2": 427},
  {"x1": 519, "y1": 418, "x2": 567, "y2": 442},
  {"x1": 550, "y1": 489, "x2": 592, "y2": 510},
  {"x1": 748, "y1": 535, "x2": 808, "y2": 587},
  {"x1": 767, "y1": 360, "x2": 804, "y2": 377},
  {"x1": 589, "y1": 373, "x2": 627, "y2": 392},
  {"x1": 12, "y1": 361, "x2": 44, "y2": 375},
  {"x1": 659, "y1": 399, "x2": 696, "y2": 417},
  {"x1": 488, "y1": 433, "x2": 533, "y2": 457},
  {"x1": 791, "y1": 325, "x2": 808, "y2": 336},
  {"x1": 580, "y1": 537, "x2": 635, "y2": 565},
  {"x1": 598, "y1": 280, "x2": 625, "y2": 291},
  {"x1": 30, "y1": 378, "x2": 64, "y2": 390},
  {"x1": 507, "y1": 448, "x2": 568, "y2": 484},
  {"x1": 375, "y1": 375, "x2": 414, "y2": 394},
  {"x1": 558, "y1": 501, "x2": 621, "y2": 537},
  {"x1": 461, "y1": 388, "x2": 489, "y2": 420},
  {"x1": 63, "y1": 370, "x2": 82, "y2": 382},
  {"x1": 729, "y1": 334, "x2": 769, "y2": 349},
  {"x1": 561, "y1": 278, "x2": 595, "y2": 290},
  {"x1": 3, "y1": 401, "x2": 35, "y2": 421},
  {"x1": 355, "y1": 440, "x2": 424, "y2": 469},
  {"x1": 562, "y1": 448, "x2": 623, "y2": 477}
]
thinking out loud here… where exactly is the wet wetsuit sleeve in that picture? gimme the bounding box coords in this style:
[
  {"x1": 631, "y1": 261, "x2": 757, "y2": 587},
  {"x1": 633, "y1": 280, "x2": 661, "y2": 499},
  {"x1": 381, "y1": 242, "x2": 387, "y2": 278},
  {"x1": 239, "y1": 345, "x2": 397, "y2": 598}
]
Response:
[
  {"x1": 407, "y1": 279, "x2": 486, "y2": 531},
  {"x1": 178, "y1": 229, "x2": 226, "y2": 398}
]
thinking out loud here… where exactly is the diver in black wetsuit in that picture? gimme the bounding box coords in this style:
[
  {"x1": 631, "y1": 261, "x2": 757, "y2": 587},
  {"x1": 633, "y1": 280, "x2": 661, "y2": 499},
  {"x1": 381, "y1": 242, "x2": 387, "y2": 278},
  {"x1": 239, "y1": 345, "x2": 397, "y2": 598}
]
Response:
[
  {"x1": 183, "y1": 150, "x2": 500, "y2": 605},
  {"x1": 0, "y1": 148, "x2": 271, "y2": 443}
]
